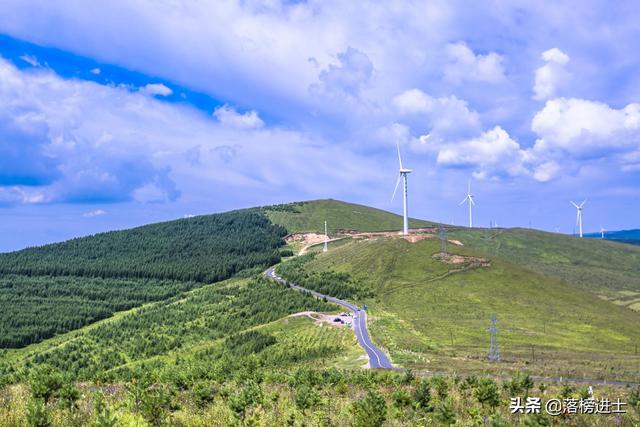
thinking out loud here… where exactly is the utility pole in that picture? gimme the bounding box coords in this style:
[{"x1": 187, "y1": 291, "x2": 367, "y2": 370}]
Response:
[
  {"x1": 488, "y1": 314, "x2": 500, "y2": 362},
  {"x1": 323, "y1": 221, "x2": 328, "y2": 252}
]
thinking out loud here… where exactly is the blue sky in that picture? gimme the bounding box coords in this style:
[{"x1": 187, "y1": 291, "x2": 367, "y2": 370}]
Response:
[{"x1": 1, "y1": 0, "x2": 639, "y2": 251}]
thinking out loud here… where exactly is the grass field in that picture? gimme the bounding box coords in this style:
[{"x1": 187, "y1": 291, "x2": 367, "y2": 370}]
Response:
[
  {"x1": 448, "y1": 227, "x2": 640, "y2": 310},
  {"x1": 302, "y1": 237, "x2": 640, "y2": 381},
  {"x1": 264, "y1": 199, "x2": 434, "y2": 234}
]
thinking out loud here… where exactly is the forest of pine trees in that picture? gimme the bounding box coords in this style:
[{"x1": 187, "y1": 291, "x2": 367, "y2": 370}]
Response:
[{"x1": 0, "y1": 210, "x2": 290, "y2": 348}]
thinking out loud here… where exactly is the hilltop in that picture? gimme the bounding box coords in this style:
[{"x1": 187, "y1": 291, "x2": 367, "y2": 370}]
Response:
[{"x1": 262, "y1": 199, "x2": 434, "y2": 234}]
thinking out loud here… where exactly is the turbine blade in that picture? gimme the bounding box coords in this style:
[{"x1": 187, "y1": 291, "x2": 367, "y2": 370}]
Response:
[
  {"x1": 396, "y1": 142, "x2": 403, "y2": 170},
  {"x1": 469, "y1": 196, "x2": 475, "y2": 206},
  {"x1": 391, "y1": 174, "x2": 401, "y2": 202},
  {"x1": 570, "y1": 201, "x2": 579, "y2": 209},
  {"x1": 459, "y1": 196, "x2": 468, "y2": 206},
  {"x1": 576, "y1": 210, "x2": 580, "y2": 226},
  {"x1": 580, "y1": 199, "x2": 587, "y2": 208}
]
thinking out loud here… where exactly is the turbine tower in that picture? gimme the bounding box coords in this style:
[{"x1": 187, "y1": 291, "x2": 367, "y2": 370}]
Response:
[
  {"x1": 600, "y1": 225, "x2": 606, "y2": 240},
  {"x1": 459, "y1": 180, "x2": 475, "y2": 228},
  {"x1": 570, "y1": 200, "x2": 586, "y2": 238},
  {"x1": 391, "y1": 143, "x2": 412, "y2": 235},
  {"x1": 323, "y1": 221, "x2": 328, "y2": 252}
]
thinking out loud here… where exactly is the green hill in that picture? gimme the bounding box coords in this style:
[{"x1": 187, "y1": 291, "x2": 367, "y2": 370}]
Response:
[
  {"x1": 448, "y1": 227, "x2": 640, "y2": 310},
  {"x1": 1, "y1": 200, "x2": 640, "y2": 425},
  {"x1": 263, "y1": 199, "x2": 434, "y2": 234},
  {"x1": 282, "y1": 233, "x2": 640, "y2": 380}
]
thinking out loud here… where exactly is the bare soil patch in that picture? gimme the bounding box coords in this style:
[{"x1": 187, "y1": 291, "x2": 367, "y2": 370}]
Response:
[{"x1": 432, "y1": 252, "x2": 490, "y2": 267}]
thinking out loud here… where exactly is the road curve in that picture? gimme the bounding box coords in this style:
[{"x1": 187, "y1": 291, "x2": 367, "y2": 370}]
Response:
[{"x1": 265, "y1": 267, "x2": 393, "y2": 369}]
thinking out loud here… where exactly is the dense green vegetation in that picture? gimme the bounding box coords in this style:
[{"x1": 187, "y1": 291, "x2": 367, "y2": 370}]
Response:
[
  {"x1": 0, "y1": 275, "x2": 195, "y2": 347},
  {"x1": 0, "y1": 210, "x2": 285, "y2": 282},
  {"x1": 302, "y1": 237, "x2": 640, "y2": 380},
  {"x1": 0, "y1": 209, "x2": 292, "y2": 349},
  {"x1": 13, "y1": 277, "x2": 334, "y2": 380},
  {"x1": 1, "y1": 366, "x2": 637, "y2": 426},
  {"x1": 264, "y1": 199, "x2": 434, "y2": 234},
  {"x1": 276, "y1": 254, "x2": 373, "y2": 301}
]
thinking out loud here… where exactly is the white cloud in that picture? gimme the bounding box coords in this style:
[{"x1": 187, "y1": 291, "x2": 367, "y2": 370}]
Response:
[
  {"x1": 314, "y1": 47, "x2": 373, "y2": 97},
  {"x1": 531, "y1": 98, "x2": 640, "y2": 154},
  {"x1": 444, "y1": 42, "x2": 505, "y2": 84},
  {"x1": 392, "y1": 89, "x2": 434, "y2": 114},
  {"x1": 139, "y1": 83, "x2": 172, "y2": 97},
  {"x1": 19, "y1": 54, "x2": 40, "y2": 67},
  {"x1": 532, "y1": 161, "x2": 560, "y2": 182},
  {"x1": 431, "y1": 126, "x2": 528, "y2": 178},
  {"x1": 90, "y1": 67, "x2": 101, "y2": 75},
  {"x1": 83, "y1": 209, "x2": 106, "y2": 217},
  {"x1": 0, "y1": 57, "x2": 383, "y2": 207},
  {"x1": 213, "y1": 105, "x2": 264, "y2": 129},
  {"x1": 533, "y1": 48, "x2": 571, "y2": 101},
  {"x1": 392, "y1": 88, "x2": 481, "y2": 141}
]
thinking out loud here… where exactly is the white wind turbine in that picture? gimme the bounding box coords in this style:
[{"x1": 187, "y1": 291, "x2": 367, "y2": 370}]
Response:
[
  {"x1": 391, "y1": 142, "x2": 412, "y2": 235},
  {"x1": 570, "y1": 200, "x2": 586, "y2": 238},
  {"x1": 600, "y1": 225, "x2": 606, "y2": 239},
  {"x1": 459, "y1": 180, "x2": 475, "y2": 228}
]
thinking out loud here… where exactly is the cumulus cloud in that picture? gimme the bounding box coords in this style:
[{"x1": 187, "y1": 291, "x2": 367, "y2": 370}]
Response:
[
  {"x1": 0, "y1": 56, "x2": 383, "y2": 208},
  {"x1": 533, "y1": 48, "x2": 571, "y2": 101},
  {"x1": 83, "y1": 209, "x2": 106, "y2": 217},
  {"x1": 90, "y1": 67, "x2": 101, "y2": 75},
  {"x1": 525, "y1": 97, "x2": 640, "y2": 181},
  {"x1": 444, "y1": 42, "x2": 505, "y2": 84},
  {"x1": 531, "y1": 98, "x2": 640, "y2": 155},
  {"x1": 315, "y1": 47, "x2": 373, "y2": 97},
  {"x1": 139, "y1": 83, "x2": 172, "y2": 97},
  {"x1": 213, "y1": 105, "x2": 264, "y2": 129},
  {"x1": 429, "y1": 126, "x2": 528, "y2": 178},
  {"x1": 392, "y1": 88, "x2": 481, "y2": 141}
]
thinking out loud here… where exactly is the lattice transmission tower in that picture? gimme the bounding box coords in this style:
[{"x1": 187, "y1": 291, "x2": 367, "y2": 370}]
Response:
[{"x1": 438, "y1": 224, "x2": 447, "y2": 255}]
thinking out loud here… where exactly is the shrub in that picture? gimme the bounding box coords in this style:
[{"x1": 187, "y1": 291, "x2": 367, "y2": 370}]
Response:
[
  {"x1": 351, "y1": 390, "x2": 387, "y2": 427},
  {"x1": 434, "y1": 399, "x2": 456, "y2": 425},
  {"x1": 413, "y1": 379, "x2": 433, "y2": 411},
  {"x1": 474, "y1": 378, "x2": 500, "y2": 410}
]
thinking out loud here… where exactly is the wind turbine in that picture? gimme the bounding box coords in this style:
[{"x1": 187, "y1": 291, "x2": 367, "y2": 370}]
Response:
[
  {"x1": 391, "y1": 142, "x2": 412, "y2": 235},
  {"x1": 600, "y1": 225, "x2": 606, "y2": 239},
  {"x1": 460, "y1": 180, "x2": 475, "y2": 228},
  {"x1": 570, "y1": 200, "x2": 586, "y2": 238}
]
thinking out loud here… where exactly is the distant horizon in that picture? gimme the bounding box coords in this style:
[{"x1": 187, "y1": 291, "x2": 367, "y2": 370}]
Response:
[
  {"x1": 1, "y1": 2, "x2": 639, "y2": 251},
  {"x1": 2, "y1": 198, "x2": 637, "y2": 253}
]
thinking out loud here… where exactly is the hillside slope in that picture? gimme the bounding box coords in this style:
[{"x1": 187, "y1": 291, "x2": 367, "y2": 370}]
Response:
[
  {"x1": 287, "y1": 236, "x2": 640, "y2": 380},
  {"x1": 448, "y1": 227, "x2": 640, "y2": 310},
  {"x1": 0, "y1": 210, "x2": 286, "y2": 282},
  {"x1": 263, "y1": 199, "x2": 434, "y2": 234}
]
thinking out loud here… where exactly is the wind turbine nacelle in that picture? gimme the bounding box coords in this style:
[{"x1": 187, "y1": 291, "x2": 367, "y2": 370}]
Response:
[{"x1": 400, "y1": 169, "x2": 413, "y2": 174}]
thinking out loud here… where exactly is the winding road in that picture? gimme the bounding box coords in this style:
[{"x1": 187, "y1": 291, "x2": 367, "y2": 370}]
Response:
[{"x1": 265, "y1": 266, "x2": 393, "y2": 369}]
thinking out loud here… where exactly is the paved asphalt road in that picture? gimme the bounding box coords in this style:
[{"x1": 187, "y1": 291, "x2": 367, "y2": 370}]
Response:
[
  {"x1": 265, "y1": 267, "x2": 393, "y2": 369},
  {"x1": 264, "y1": 267, "x2": 640, "y2": 386}
]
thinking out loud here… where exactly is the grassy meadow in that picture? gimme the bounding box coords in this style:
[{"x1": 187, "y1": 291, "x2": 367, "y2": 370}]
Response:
[{"x1": 300, "y1": 236, "x2": 640, "y2": 381}]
